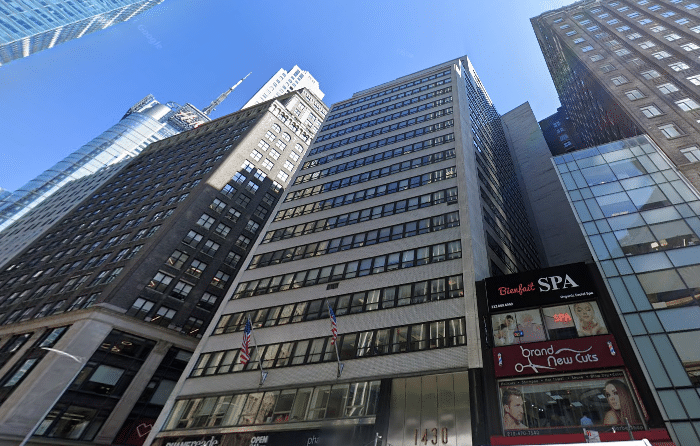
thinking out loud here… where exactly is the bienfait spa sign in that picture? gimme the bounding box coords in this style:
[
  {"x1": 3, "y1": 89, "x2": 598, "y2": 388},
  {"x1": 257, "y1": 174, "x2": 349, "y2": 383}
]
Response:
[
  {"x1": 485, "y1": 263, "x2": 598, "y2": 312},
  {"x1": 493, "y1": 335, "x2": 624, "y2": 377}
]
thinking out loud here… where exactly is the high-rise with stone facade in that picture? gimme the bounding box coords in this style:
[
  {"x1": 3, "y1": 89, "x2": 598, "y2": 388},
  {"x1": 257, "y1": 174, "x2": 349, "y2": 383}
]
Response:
[
  {"x1": 0, "y1": 0, "x2": 164, "y2": 65},
  {"x1": 532, "y1": 0, "x2": 700, "y2": 192},
  {"x1": 144, "y1": 56, "x2": 546, "y2": 446},
  {"x1": 0, "y1": 87, "x2": 326, "y2": 446}
]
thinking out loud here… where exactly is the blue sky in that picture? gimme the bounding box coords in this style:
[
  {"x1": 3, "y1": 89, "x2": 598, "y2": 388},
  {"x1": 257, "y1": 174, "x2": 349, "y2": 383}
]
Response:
[{"x1": 0, "y1": 0, "x2": 577, "y2": 192}]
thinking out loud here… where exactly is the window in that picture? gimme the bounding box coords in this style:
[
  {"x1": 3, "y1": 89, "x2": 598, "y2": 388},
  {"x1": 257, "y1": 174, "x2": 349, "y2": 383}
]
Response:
[
  {"x1": 226, "y1": 208, "x2": 241, "y2": 222},
  {"x1": 224, "y1": 251, "x2": 241, "y2": 267},
  {"x1": 277, "y1": 171, "x2": 289, "y2": 182},
  {"x1": 581, "y1": 45, "x2": 594, "y2": 52},
  {"x1": 669, "y1": 61, "x2": 691, "y2": 71},
  {"x1": 210, "y1": 198, "x2": 225, "y2": 213},
  {"x1": 566, "y1": 30, "x2": 578, "y2": 36},
  {"x1": 680, "y1": 146, "x2": 700, "y2": 162},
  {"x1": 198, "y1": 292, "x2": 218, "y2": 310},
  {"x1": 242, "y1": 161, "x2": 255, "y2": 172},
  {"x1": 171, "y1": 281, "x2": 193, "y2": 299},
  {"x1": 658, "y1": 82, "x2": 679, "y2": 93},
  {"x1": 681, "y1": 42, "x2": 700, "y2": 51},
  {"x1": 262, "y1": 159, "x2": 274, "y2": 170},
  {"x1": 650, "y1": 25, "x2": 665, "y2": 32},
  {"x1": 688, "y1": 3, "x2": 700, "y2": 9},
  {"x1": 234, "y1": 194, "x2": 251, "y2": 208},
  {"x1": 638, "y1": 18, "x2": 652, "y2": 24},
  {"x1": 250, "y1": 150, "x2": 262, "y2": 161},
  {"x1": 272, "y1": 123, "x2": 281, "y2": 132},
  {"x1": 202, "y1": 240, "x2": 220, "y2": 256},
  {"x1": 253, "y1": 170, "x2": 267, "y2": 181},
  {"x1": 573, "y1": 37, "x2": 585, "y2": 44},
  {"x1": 614, "y1": 48, "x2": 631, "y2": 55},
  {"x1": 648, "y1": 4, "x2": 661, "y2": 10},
  {"x1": 617, "y1": 25, "x2": 630, "y2": 31},
  {"x1": 676, "y1": 17, "x2": 691, "y2": 24},
  {"x1": 245, "y1": 181, "x2": 259, "y2": 194},
  {"x1": 662, "y1": 10, "x2": 676, "y2": 16},
  {"x1": 641, "y1": 69, "x2": 660, "y2": 79},
  {"x1": 690, "y1": 25, "x2": 700, "y2": 33},
  {"x1": 196, "y1": 214, "x2": 216, "y2": 229},
  {"x1": 611, "y1": 75, "x2": 629, "y2": 85},
  {"x1": 641, "y1": 104, "x2": 663, "y2": 117},
  {"x1": 283, "y1": 160, "x2": 294, "y2": 171},
  {"x1": 639, "y1": 40, "x2": 655, "y2": 49},
  {"x1": 244, "y1": 220, "x2": 260, "y2": 233},
  {"x1": 607, "y1": 19, "x2": 620, "y2": 24},
  {"x1": 687, "y1": 74, "x2": 700, "y2": 85},
  {"x1": 186, "y1": 260, "x2": 207, "y2": 278},
  {"x1": 269, "y1": 149, "x2": 280, "y2": 160},
  {"x1": 235, "y1": 235, "x2": 251, "y2": 249},
  {"x1": 676, "y1": 97, "x2": 700, "y2": 110},
  {"x1": 625, "y1": 89, "x2": 645, "y2": 100},
  {"x1": 659, "y1": 123, "x2": 682, "y2": 138},
  {"x1": 152, "y1": 306, "x2": 176, "y2": 326},
  {"x1": 560, "y1": 24, "x2": 570, "y2": 29},
  {"x1": 618, "y1": 5, "x2": 629, "y2": 11},
  {"x1": 147, "y1": 272, "x2": 173, "y2": 292},
  {"x1": 258, "y1": 140, "x2": 270, "y2": 151},
  {"x1": 214, "y1": 223, "x2": 231, "y2": 238},
  {"x1": 288, "y1": 151, "x2": 299, "y2": 162},
  {"x1": 183, "y1": 230, "x2": 202, "y2": 246},
  {"x1": 627, "y1": 32, "x2": 642, "y2": 39},
  {"x1": 652, "y1": 50, "x2": 671, "y2": 59},
  {"x1": 264, "y1": 130, "x2": 276, "y2": 141},
  {"x1": 628, "y1": 12, "x2": 640, "y2": 17},
  {"x1": 294, "y1": 143, "x2": 304, "y2": 153},
  {"x1": 281, "y1": 133, "x2": 291, "y2": 142},
  {"x1": 210, "y1": 271, "x2": 230, "y2": 289},
  {"x1": 167, "y1": 250, "x2": 189, "y2": 269},
  {"x1": 232, "y1": 172, "x2": 246, "y2": 184},
  {"x1": 276, "y1": 140, "x2": 287, "y2": 151},
  {"x1": 664, "y1": 33, "x2": 681, "y2": 41},
  {"x1": 590, "y1": 54, "x2": 604, "y2": 61}
]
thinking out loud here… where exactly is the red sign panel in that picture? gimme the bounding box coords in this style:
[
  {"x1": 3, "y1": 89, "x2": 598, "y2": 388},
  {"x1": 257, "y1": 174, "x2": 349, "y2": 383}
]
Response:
[{"x1": 493, "y1": 335, "x2": 623, "y2": 377}]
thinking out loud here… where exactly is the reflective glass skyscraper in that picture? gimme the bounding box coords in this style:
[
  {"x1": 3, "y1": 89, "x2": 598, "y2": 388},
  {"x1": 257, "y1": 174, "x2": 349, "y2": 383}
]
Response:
[
  {"x1": 0, "y1": 95, "x2": 210, "y2": 233},
  {"x1": 0, "y1": 0, "x2": 164, "y2": 65}
]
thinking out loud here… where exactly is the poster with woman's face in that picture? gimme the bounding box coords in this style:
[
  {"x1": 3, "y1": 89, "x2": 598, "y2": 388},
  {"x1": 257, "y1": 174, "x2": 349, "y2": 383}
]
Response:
[
  {"x1": 571, "y1": 301, "x2": 608, "y2": 337},
  {"x1": 498, "y1": 370, "x2": 645, "y2": 436}
]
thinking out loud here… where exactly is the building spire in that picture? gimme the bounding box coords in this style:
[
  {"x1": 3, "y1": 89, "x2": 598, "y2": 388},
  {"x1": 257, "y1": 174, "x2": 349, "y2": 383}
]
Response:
[{"x1": 202, "y1": 72, "x2": 251, "y2": 116}]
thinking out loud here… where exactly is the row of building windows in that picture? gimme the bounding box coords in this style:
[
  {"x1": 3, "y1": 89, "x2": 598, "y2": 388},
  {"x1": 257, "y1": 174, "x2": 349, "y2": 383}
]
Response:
[
  {"x1": 325, "y1": 77, "x2": 452, "y2": 123},
  {"x1": 263, "y1": 187, "x2": 458, "y2": 244},
  {"x1": 309, "y1": 117, "x2": 454, "y2": 157},
  {"x1": 315, "y1": 104, "x2": 453, "y2": 146},
  {"x1": 273, "y1": 166, "x2": 457, "y2": 223},
  {"x1": 165, "y1": 380, "x2": 380, "y2": 431},
  {"x1": 192, "y1": 318, "x2": 467, "y2": 378},
  {"x1": 249, "y1": 211, "x2": 459, "y2": 270},
  {"x1": 284, "y1": 148, "x2": 455, "y2": 202},
  {"x1": 0, "y1": 292, "x2": 97, "y2": 325},
  {"x1": 329, "y1": 68, "x2": 451, "y2": 113},
  {"x1": 215, "y1": 275, "x2": 464, "y2": 335},
  {"x1": 232, "y1": 240, "x2": 463, "y2": 299},
  {"x1": 321, "y1": 87, "x2": 452, "y2": 132},
  {"x1": 298, "y1": 134, "x2": 453, "y2": 186}
]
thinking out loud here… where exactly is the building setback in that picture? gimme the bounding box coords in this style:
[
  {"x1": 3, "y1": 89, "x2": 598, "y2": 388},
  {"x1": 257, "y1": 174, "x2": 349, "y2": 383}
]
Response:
[
  {"x1": 0, "y1": 0, "x2": 164, "y2": 65},
  {"x1": 145, "y1": 56, "x2": 543, "y2": 446},
  {"x1": 0, "y1": 87, "x2": 326, "y2": 446},
  {"x1": 552, "y1": 135, "x2": 700, "y2": 446},
  {"x1": 532, "y1": 0, "x2": 700, "y2": 192}
]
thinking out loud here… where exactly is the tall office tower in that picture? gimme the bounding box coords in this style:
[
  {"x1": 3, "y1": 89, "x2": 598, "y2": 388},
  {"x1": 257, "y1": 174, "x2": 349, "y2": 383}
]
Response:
[
  {"x1": 243, "y1": 65, "x2": 325, "y2": 110},
  {"x1": 539, "y1": 106, "x2": 583, "y2": 155},
  {"x1": 532, "y1": 0, "x2": 700, "y2": 192},
  {"x1": 552, "y1": 135, "x2": 700, "y2": 446},
  {"x1": 0, "y1": 94, "x2": 215, "y2": 235},
  {"x1": 146, "y1": 56, "x2": 542, "y2": 446},
  {"x1": 0, "y1": 0, "x2": 164, "y2": 65},
  {"x1": 0, "y1": 88, "x2": 326, "y2": 446}
]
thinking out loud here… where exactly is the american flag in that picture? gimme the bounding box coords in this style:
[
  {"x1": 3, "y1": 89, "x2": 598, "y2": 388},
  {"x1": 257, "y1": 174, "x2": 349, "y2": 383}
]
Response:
[
  {"x1": 240, "y1": 318, "x2": 252, "y2": 365},
  {"x1": 328, "y1": 305, "x2": 338, "y2": 345}
]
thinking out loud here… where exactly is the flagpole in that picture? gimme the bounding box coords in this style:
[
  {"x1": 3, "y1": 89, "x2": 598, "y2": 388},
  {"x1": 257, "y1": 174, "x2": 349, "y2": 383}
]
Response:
[
  {"x1": 248, "y1": 316, "x2": 268, "y2": 385},
  {"x1": 328, "y1": 305, "x2": 343, "y2": 378}
]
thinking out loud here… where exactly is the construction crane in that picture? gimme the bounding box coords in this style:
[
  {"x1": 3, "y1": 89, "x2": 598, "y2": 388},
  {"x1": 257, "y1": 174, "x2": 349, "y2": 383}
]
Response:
[{"x1": 202, "y1": 72, "x2": 251, "y2": 116}]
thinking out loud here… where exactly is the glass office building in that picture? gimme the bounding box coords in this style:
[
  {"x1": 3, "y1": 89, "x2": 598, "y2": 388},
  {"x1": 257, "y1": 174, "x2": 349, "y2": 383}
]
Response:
[
  {"x1": 0, "y1": 0, "x2": 164, "y2": 65},
  {"x1": 553, "y1": 134, "x2": 700, "y2": 446}
]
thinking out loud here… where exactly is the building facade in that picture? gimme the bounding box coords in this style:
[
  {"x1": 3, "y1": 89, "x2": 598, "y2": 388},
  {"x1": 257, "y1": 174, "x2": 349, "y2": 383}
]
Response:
[
  {"x1": 552, "y1": 135, "x2": 700, "y2": 445},
  {"x1": 145, "y1": 56, "x2": 543, "y2": 446},
  {"x1": 532, "y1": 0, "x2": 700, "y2": 192},
  {"x1": 0, "y1": 88, "x2": 326, "y2": 446},
  {"x1": 243, "y1": 65, "x2": 325, "y2": 110},
  {"x1": 0, "y1": 94, "x2": 224, "y2": 272},
  {"x1": 0, "y1": 0, "x2": 164, "y2": 65}
]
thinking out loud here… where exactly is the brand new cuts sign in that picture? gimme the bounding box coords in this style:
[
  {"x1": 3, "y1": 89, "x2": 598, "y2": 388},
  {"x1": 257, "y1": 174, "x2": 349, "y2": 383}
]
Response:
[
  {"x1": 485, "y1": 262, "x2": 598, "y2": 312},
  {"x1": 493, "y1": 335, "x2": 623, "y2": 377}
]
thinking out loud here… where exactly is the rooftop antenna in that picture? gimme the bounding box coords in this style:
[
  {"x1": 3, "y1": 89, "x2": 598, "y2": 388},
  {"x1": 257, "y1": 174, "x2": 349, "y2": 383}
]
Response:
[{"x1": 202, "y1": 72, "x2": 251, "y2": 116}]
